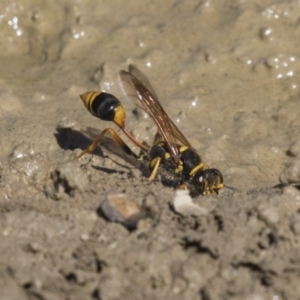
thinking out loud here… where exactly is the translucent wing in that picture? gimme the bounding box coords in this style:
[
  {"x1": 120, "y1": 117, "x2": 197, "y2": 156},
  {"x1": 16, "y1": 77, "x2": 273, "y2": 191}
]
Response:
[
  {"x1": 128, "y1": 65, "x2": 158, "y2": 100},
  {"x1": 119, "y1": 65, "x2": 191, "y2": 163}
]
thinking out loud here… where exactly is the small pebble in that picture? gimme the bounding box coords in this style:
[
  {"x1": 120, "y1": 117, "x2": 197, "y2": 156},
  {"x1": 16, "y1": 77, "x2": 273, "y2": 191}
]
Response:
[
  {"x1": 257, "y1": 204, "x2": 280, "y2": 226},
  {"x1": 11, "y1": 142, "x2": 35, "y2": 159},
  {"x1": 100, "y1": 193, "x2": 144, "y2": 229},
  {"x1": 291, "y1": 215, "x2": 300, "y2": 235},
  {"x1": 279, "y1": 155, "x2": 300, "y2": 185},
  {"x1": 287, "y1": 139, "x2": 300, "y2": 157},
  {"x1": 57, "y1": 116, "x2": 80, "y2": 130},
  {"x1": 80, "y1": 233, "x2": 89, "y2": 241},
  {"x1": 173, "y1": 189, "x2": 208, "y2": 217},
  {"x1": 282, "y1": 185, "x2": 300, "y2": 211},
  {"x1": 259, "y1": 27, "x2": 274, "y2": 42}
]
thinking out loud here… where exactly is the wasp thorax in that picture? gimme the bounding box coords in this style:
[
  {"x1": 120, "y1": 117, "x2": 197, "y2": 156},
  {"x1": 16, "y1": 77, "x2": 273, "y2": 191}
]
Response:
[
  {"x1": 80, "y1": 92, "x2": 125, "y2": 127},
  {"x1": 192, "y1": 168, "x2": 223, "y2": 194},
  {"x1": 179, "y1": 147, "x2": 201, "y2": 175}
]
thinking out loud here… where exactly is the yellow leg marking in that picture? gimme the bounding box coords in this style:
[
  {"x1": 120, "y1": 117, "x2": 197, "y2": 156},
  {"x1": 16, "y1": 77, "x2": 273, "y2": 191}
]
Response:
[
  {"x1": 150, "y1": 157, "x2": 159, "y2": 169},
  {"x1": 206, "y1": 183, "x2": 224, "y2": 195},
  {"x1": 164, "y1": 152, "x2": 171, "y2": 159},
  {"x1": 179, "y1": 145, "x2": 188, "y2": 152},
  {"x1": 149, "y1": 157, "x2": 161, "y2": 181},
  {"x1": 189, "y1": 163, "x2": 206, "y2": 176},
  {"x1": 202, "y1": 163, "x2": 210, "y2": 169},
  {"x1": 216, "y1": 183, "x2": 224, "y2": 190},
  {"x1": 175, "y1": 164, "x2": 183, "y2": 174},
  {"x1": 75, "y1": 128, "x2": 136, "y2": 160}
]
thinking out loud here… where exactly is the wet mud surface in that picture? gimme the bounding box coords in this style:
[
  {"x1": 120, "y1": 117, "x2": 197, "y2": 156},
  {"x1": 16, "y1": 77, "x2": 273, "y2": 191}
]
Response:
[{"x1": 1, "y1": 1, "x2": 300, "y2": 299}]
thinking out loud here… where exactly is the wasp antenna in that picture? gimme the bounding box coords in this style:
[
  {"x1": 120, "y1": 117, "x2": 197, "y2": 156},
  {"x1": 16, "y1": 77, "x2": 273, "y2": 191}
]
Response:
[{"x1": 224, "y1": 184, "x2": 240, "y2": 192}]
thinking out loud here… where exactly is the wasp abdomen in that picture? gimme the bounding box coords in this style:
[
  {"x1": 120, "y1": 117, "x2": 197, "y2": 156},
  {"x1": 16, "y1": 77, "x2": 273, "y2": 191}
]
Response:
[{"x1": 80, "y1": 92, "x2": 125, "y2": 127}]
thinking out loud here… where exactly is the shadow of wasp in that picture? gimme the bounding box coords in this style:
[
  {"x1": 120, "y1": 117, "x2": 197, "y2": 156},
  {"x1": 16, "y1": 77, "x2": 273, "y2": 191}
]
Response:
[{"x1": 75, "y1": 65, "x2": 223, "y2": 196}]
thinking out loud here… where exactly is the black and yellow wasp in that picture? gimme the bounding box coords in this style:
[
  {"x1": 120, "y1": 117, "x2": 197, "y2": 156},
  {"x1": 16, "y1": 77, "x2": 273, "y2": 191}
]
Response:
[{"x1": 75, "y1": 65, "x2": 223, "y2": 195}]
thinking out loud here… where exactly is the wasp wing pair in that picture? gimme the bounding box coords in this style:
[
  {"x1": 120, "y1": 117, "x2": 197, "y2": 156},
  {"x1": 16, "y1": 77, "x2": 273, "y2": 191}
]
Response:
[
  {"x1": 119, "y1": 65, "x2": 192, "y2": 163},
  {"x1": 76, "y1": 65, "x2": 223, "y2": 195}
]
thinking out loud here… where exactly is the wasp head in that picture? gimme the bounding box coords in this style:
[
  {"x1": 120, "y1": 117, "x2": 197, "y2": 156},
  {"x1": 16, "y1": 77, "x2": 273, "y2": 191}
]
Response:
[{"x1": 191, "y1": 168, "x2": 223, "y2": 195}]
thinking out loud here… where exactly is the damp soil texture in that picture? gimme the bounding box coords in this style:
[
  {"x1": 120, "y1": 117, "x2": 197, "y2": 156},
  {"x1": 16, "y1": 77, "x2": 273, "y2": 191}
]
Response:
[{"x1": 1, "y1": 1, "x2": 300, "y2": 299}]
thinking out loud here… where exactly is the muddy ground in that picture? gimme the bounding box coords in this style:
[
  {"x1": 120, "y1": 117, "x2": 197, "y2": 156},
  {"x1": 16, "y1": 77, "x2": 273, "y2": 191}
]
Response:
[{"x1": 1, "y1": 1, "x2": 300, "y2": 299}]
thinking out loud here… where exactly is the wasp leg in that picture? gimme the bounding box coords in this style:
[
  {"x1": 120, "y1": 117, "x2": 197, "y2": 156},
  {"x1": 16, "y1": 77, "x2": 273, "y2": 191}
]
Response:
[
  {"x1": 149, "y1": 157, "x2": 162, "y2": 181},
  {"x1": 189, "y1": 163, "x2": 204, "y2": 175},
  {"x1": 75, "y1": 128, "x2": 137, "y2": 160},
  {"x1": 121, "y1": 126, "x2": 148, "y2": 151}
]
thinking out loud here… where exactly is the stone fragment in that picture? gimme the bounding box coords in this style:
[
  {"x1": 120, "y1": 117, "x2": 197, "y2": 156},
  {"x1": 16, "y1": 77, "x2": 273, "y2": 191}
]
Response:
[
  {"x1": 288, "y1": 139, "x2": 300, "y2": 157},
  {"x1": 280, "y1": 155, "x2": 300, "y2": 185},
  {"x1": 57, "y1": 116, "x2": 80, "y2": 130},
  {"x1": 257, "y1": 204, "x2": 280, "y2": 226},
  {"x1": 100, "y1": 193, "x2": 144, "y2": 229},
  {"x1": 173, "y1": 189, "x2": 208, "y2": 217}
]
